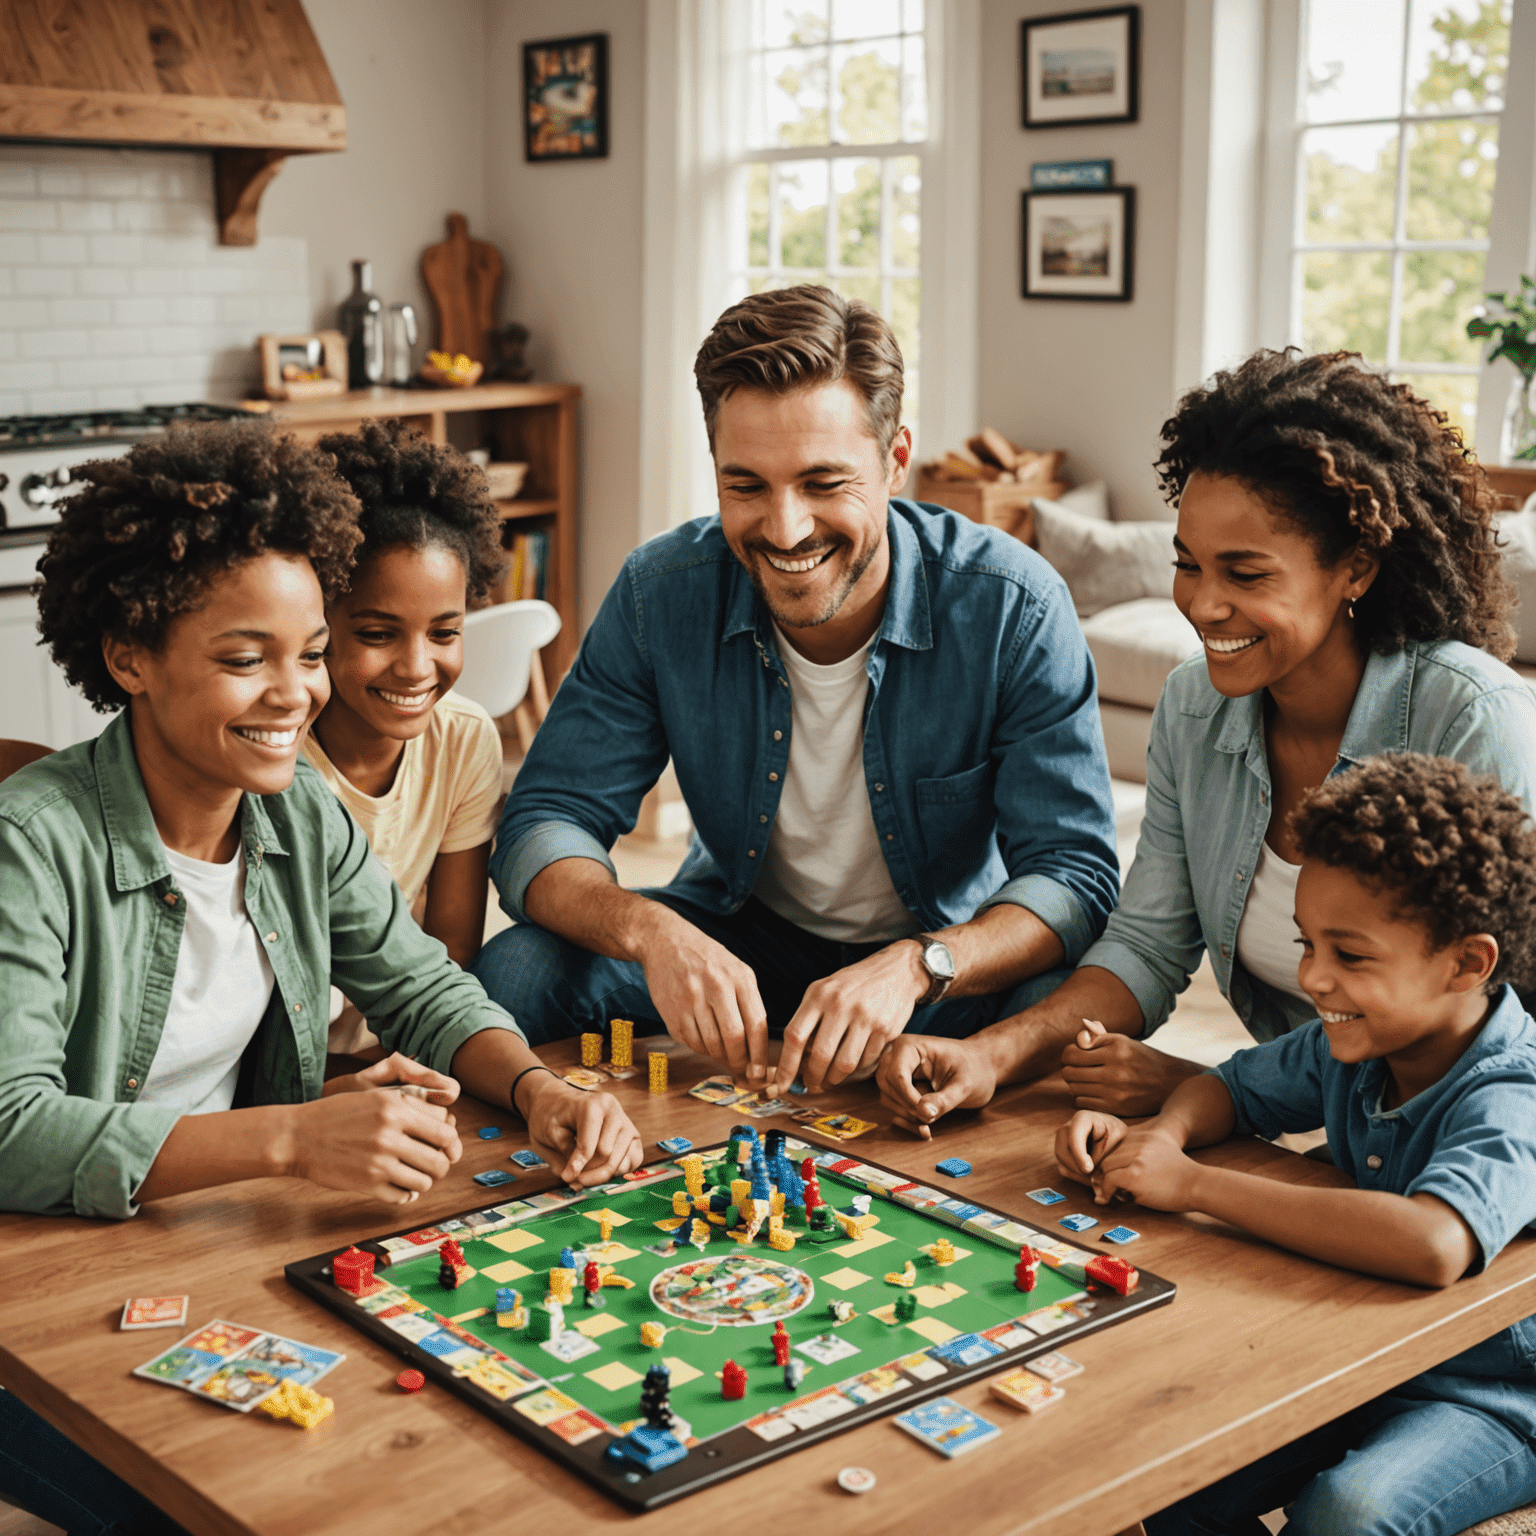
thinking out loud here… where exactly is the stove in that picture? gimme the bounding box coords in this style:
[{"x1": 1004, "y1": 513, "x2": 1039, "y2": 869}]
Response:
[{"x1": 0, "y1": 402, "x2": 252, "y2": 590}]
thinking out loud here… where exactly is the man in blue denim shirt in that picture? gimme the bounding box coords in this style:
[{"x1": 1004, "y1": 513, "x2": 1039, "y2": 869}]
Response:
[{"x1": 473, "y1": 287, "x2": 1118, "y2": 1090}]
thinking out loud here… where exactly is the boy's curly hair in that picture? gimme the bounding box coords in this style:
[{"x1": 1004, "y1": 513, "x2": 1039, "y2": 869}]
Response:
[
  {"x1": 1291, "y1": 753, "x2": 1536, "y2": 990},
  {"x1": 317, "y1": 420, "x2": 506, "y2": 603},
  {"x1": 37, "y1": 420, "x2": 363, "y2": 712},
  {"x1": 1157, "y1": 349, "x2": 1515, "y2": 661}
]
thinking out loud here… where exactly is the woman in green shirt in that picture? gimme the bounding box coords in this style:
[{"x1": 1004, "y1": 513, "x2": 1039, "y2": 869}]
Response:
[{"x1": 0, "y1": 422, "x2": 642, "y2": 1531}]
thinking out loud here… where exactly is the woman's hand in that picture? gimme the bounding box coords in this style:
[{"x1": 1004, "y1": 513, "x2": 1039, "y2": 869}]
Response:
[
  {"x1": 287, "y1": 1090, "x2": 463, "y2": 1204},
  {"x1": 1060, "y1": 1019, "x2": 1203, "y2": 1116},
  {"x1": 521, "y1": 1074, "x2": 644, "y2": 1187},
  {"x1": 322, "y1": 1051, "x2": 459, "y2": 1107},
  {"x1": 1053, "y1": 1108, "x2": 1129, "y2": 1186}
]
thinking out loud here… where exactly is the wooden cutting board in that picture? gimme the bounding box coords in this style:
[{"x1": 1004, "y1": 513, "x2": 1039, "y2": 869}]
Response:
[{"x1": 420, "y1": 213, "x2": 504, "y2": 363}]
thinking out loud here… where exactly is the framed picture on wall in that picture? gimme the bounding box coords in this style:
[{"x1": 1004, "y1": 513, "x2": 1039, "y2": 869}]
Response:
[
  {"x1": 1022, "y1": 6, "x2": 1140, "y2": 129},
  {"x1": 523, "y1": 33, "x2": 609, "y2": 162},
  {"x1": 1021, "y1": 187, "x2": 1135, "y2": 302}
]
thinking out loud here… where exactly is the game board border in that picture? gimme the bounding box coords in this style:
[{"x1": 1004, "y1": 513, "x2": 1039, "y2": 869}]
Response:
[{"x1": 285, "y1": 1143, "x2": 1175, "y2": 1511}]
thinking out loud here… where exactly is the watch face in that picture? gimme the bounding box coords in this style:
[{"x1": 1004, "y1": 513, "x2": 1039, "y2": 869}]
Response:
[{"x1": 924, "y1": 941, "x2": 956, "y2": 980}]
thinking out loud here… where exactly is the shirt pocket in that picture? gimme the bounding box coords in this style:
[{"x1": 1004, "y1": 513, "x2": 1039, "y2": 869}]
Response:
[{"x1": 915, "y1": 761, "x2": 998, "y2": 894}]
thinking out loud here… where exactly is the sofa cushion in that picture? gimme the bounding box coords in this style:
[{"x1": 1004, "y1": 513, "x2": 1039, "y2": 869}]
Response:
[
  {"x1": 1496, "y1": 508, "x2": 1536, "y2": 664},
  {"x1": 1032, "y1": 498, "x2": 1177, "y2": 617},
  {"x1": 1079, "y1": 598, "x2": 1203, "y2": 710},
  {"x1": 1051, "y1": 479, "x2": 1111, "y2": 520}
]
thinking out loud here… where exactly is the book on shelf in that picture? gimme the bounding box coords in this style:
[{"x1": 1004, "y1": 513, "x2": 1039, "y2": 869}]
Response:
[{"x1": 506, "y1": 530, "x2": 548, "y2": 602}]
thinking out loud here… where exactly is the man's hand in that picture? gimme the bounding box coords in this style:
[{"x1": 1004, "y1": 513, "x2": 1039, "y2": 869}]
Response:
[
  {"x1": 521, "y1": 1074, "x2": 644, "y2": 1188},
  {"x1": 637, "y1": 907, "x2": 770, "y2": 1078},
  {"x1": 876, "y1": 1035, "x2": 999, "y2": 1138},
  {"x1": 322, "y1": 1051, "x2": 459, "y2": 1107},
  {"x1": 1053, "y1": 1109, "x2": 1129, "y2": 1187},
  {"x1": 1061, "y1": 1019, "x2": 1203, "y2": 1116},
  {"x1": 1094, "y1": 1123, "x2": 1201, "y2": 1211},
  {"x1": 770, "y1": 941, "x2": 929, "y2": 1094},
  {"x1": 287, "y1": 1090, "x2": 463, "y2": 1204}
]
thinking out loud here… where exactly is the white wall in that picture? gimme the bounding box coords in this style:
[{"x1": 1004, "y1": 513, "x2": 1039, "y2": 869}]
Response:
[
  {"x1": 484, "y1": 0, "x2": 648, "y2": 632},
  {"x1": 977, "y1": 0, "x2": 1187, "y2": 522}
]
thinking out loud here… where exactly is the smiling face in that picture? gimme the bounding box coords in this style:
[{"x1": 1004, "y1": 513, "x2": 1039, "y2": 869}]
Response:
[
  {"x1": 1294, "y1": 860, "x2": 1496, "y2": 1076},
  {"x1": 321, "y1": 542, "x2": 468, "y2": 743},
  {"x1": 1172, "y1": 472, "x2": 1378, "y2": 701},
  {"x1": 714, "y1": 378, "x2": 911, "y2": 659},
  {"x1": 104, "y1": 551, "x2": 330, "y2": 803}
]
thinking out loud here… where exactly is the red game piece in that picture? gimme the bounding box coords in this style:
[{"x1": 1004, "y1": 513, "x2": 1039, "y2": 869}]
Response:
[
  {"x1": 396, "y1": 1368, "x2": 425, "y2": 1393},
  {"x1": 772, "y1": 1321, "x2": 790, "y2": 1366},
  {"x1": 438, "y1": 1238, "x2": 467, "y2": 1268},
  {"x1": 1014, "y1": 1245, "x2": 1040, "y2": 1293},
  {"x1": 1085, "y1": 1254, "x2": 1139, "y2": 1295},
  {"x1": 332, "y1": 1246, "x2": 375, "y2": 1294},
  {"x1": 803, "y1": 1174, "x2": 824, "y2": 1214},
  {"x1": 721, "y1": 1359, "x2": 747, "y2": 1400}
]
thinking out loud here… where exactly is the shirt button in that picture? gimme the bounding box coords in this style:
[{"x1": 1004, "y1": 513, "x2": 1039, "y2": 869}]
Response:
[
  {"x1": 768, "y1": 772, "x2": 779, "y2": 782},
  {"x1": 1221, "y1": 945, "x2": 1230, "y2": 958},
  {"x1": 126, "y1": 1077, "x2": 138, "y2": 1089},
  {"x1": 759, "y1": 814, "x2": 768, "y2": 824},
  {"x1": 293, "y1": 1002, "x2": 303, "y2": 1014},
  {"x1": 773, "y1": 730, "x2": 783, "y2": 741},
  {"x1": 1235, "y1": 871, "x2": 1245, "y2": 882},
  {"x1": 875, "y1": 783, "x2": 884, "y2": 792},
  {"x1": 747, "y1": 849, "x2": 756, "y2": 858},
  {"x1": 1366, "y1": 1154, "x2": 1382, "y2": 1170},
  {"x1": 264, "y1": 932, "x2": 278, "y2": 944},
  {"x1": 163, "y1": 892, "x2": 178, "y2": 906},
  {"x1": 886, "y1": 833, "x2": 894, "y2": 841}
]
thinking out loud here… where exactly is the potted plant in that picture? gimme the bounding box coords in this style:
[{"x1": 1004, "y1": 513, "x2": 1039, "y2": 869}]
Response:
[{"x1": 1467, "y1": 276, "x2": 1536, "y2": 462}]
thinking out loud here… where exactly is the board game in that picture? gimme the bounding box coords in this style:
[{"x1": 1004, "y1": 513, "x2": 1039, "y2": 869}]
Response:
[{"x1": 286, "y1": 1134, "x2": 1175, "y2": 1510}]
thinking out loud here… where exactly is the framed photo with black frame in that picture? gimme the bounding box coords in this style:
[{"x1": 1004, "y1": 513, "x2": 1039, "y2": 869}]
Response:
[
  {"x1": 1022, "y1": 6, "x2": 1140, "y2": 129},
  {"x1": 523, "y1": 33, "x2": 609, "y2": 162},
  {"x1": 1021, "y1": 186, "x2": 1136, "y2": 303}
]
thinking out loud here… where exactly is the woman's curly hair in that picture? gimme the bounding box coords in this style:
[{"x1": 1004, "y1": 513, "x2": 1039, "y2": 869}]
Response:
[
  {"x1": 37, "y1": 420, "x2": 363, "y2": 712},
  {"x1": 1291, "y1": 753, "x2": 1536, "y2": 990},
  {"x1": 1157, "y1": 349, "x2": 1515, "y2": 661},
  {"x1": 318, "y1": 420, "x2": 506, "y2": 603}
]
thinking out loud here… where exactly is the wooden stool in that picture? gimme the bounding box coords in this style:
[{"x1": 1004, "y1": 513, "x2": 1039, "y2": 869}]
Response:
[{"x1": 1459, "y1": 1508, "x2": 1536, "y2": 1535}]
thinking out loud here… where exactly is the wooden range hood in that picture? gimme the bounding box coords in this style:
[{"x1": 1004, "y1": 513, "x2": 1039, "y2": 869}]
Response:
[{"x1": 0, "y1": 0, "x2": 344, "y2": 245}]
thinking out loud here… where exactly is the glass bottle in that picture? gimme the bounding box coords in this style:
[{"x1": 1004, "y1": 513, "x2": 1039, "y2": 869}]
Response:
[{"x1": 339, "y1": 260, "x2": 383, "y2": 389}]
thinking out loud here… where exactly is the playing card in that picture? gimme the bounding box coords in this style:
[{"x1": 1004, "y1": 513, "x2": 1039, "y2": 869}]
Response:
[
  {"x1": 744, "y1": 1097, "x2": 796, "y2": 1119},
  {"x1": 135, "y1": 1322, "x2": 342, "y2": 1413},
  {"x1": 120, "y1": 1295, "x2": 189, "y2": 1331},
  {"x1": 1025, "y1": 1350, "x2": 1084, "y2": 1383},
  {"x1": 562, "y1": 1068, "x2": 605, "y2": 1089},
  {"x1": 894, "y1": 1397, "x2": 1002, "y2": 1458},
  {"x1": 990, "y1": 1367, "x2": 1066, "y2": 1414},
  {"x1": 807, "y1": 1113, "x2": 877, "y2": 1142},
  {"x1": 688, "y1": 1076, "x2": 748, "y2": 1105}
]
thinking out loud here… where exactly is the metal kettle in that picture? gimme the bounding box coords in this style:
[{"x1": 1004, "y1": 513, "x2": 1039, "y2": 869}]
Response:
[{"x1": 387, "y1": 304, "x2": 419, "y2": 387}]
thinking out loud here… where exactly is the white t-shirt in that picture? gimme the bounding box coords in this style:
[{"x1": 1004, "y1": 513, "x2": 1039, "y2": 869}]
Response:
[
  {"x1": 1234, "y1": 840, "x2": 1310, "y2": 1003},
  {"x1": 752, "y1": 626, "x2": 918, "y2": 944},
  {"x1": 136, "y1": 843, "x2": 276, "y2": 1116}
]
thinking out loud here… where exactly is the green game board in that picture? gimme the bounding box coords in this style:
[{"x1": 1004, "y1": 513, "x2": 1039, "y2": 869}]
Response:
[{"x1": 286, "y1": 1141, "x2": 1175, "y2": 1510}]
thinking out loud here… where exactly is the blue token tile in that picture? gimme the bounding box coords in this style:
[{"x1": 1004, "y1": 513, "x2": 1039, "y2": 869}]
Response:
[
  {"x1": 473, "y1": 1168, "x2": 517, "y2": 1188},
  {"x1": 935, "y1": 1157, "x2": 972, "y2": 1178},
  {"x1": 509, "y1": 1149, "x2": 548, "y2": 1169},
  {"x1": 1059, "y1": 1213, "x2": 1098, "y2": 1232},
  {"x1": 658, "y1": 1136, "x2": 693, "y2": 1155},
  {"x1": 1103, "y1": 1225, "x2": 1141, "y2": 1244},
  {"x1": 1026, "y1": 1188, "x2": 1067, "y2": 1206},
  {"x1": 477, "y1": 1126, "x2": 505, "y2": 1140}
]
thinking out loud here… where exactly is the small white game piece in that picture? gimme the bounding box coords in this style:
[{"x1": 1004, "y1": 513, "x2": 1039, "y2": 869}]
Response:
[{"x1": 838, "y1": 1466, "x2": 877, "y2": 1494}]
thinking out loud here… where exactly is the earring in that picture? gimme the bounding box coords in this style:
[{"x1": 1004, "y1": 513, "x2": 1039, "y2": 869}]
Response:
[{"x1": 1347, "y1": 599, "x2": 1356, "y2": 620}]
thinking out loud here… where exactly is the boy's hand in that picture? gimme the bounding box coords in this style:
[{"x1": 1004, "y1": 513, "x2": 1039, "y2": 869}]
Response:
[
  {"x1": 322, "y1": 1051, "x2": 459, "y2": 1106},
  {"x1": 290, "y1": 1090, "x2": 463, "y2": 1204},
  {"x1": 522, "y1": 1075, "x2": 643, "y2": 1187},
  {"x1": 1054, "y1": 1109, "x2": 1128, "y2": 1185},
  {"x1": 1095, "y1": 1124, "x2": 1200, "y2": 1211}
]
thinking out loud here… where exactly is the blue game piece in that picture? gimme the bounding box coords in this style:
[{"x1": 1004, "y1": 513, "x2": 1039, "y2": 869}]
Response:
[
  {"x1": 560, "y1": 1246, "x2": 578, "y2": 1269},
  {"x1": 1103, "y1": 1225, "x2": 1141, "y2": 1244},
  {"x1": 509, "y1": 1149, "x2": 547, "y2": 1169},
  {"x1": 657, "y1": 1136, "x2": 693, "y2": 1155},
  {"x1": 935, "y1": 1158, "x2": 972, "y2": 1178},
  {"x1": 473, "y1": 1168, "x2": 517, "y2": 1188},
  {"x1": 603, "y1": 1424, "x2": 688, "y2": 1474},
  {"x1": 1059, "y1": 1213, "x2": 1098, "y2": 1232},
  {"x1": 477, "y1": 1126, "x2": 505, "y2": 1140},
  {"x1": 495, "y1": 1287, "x2": 518, "y2": 1313},
  {"x1": 1026, "y1": 1187, "x2": 1067, "y2": 1206}
]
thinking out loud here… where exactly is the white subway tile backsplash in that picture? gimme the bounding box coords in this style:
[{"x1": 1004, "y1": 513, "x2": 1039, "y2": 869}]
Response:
[{"x1": 1, "y1": 143, "x2": 312, "y2": 413}]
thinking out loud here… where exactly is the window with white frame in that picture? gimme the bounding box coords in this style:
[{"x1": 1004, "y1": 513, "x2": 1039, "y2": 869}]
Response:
[
  {"x1": 729, "y1": 1, "x2": 928, "y2": 446},
  {"x1": 1285, "y1": 0, "x2": 1512, "y2": 438}
]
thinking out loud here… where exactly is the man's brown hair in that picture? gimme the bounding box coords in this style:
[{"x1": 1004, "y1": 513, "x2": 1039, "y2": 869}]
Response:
[{"x1": 693, "y1": 284, "x2": 904, "y2": 453}]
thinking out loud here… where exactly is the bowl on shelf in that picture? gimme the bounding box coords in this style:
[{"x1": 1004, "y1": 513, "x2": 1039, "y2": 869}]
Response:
[
  {"x1": 483, "y1": 462, "x2": 529, "y2": 499},
  {"x1": 420, "y1": 351, "x2": 485, "y2": 388}
]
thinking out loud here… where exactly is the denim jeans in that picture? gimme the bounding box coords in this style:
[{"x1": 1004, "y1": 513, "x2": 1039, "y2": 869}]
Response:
[
  {"x1": 1143, "y1": 1391, "x2": 1536, "y2": 1536},
  {"x1": 0, "y1": 1389, "x2": 188, "y2": 1535},
  {"x1": 471, "y1": 892, "x2": 1071, "y2": 1049}
]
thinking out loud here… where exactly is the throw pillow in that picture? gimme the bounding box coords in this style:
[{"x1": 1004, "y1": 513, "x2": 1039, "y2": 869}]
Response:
[
  {"x1": 1032, "y1": 497, "x2": 1178, "y2": 617},
  {"x1": 1052, "y1": 480, "x2": 1110, "y2": 521},
  {"x1": 1495, "y1": 508, "x2": 1536, "y2": 664}
]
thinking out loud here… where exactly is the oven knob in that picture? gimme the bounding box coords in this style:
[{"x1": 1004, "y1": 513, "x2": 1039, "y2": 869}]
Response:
[{"x1": 20, "y1": 467, "x2": 71, "y2": 508}]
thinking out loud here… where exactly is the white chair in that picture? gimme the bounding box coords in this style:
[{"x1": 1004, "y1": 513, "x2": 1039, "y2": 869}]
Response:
[{"x1": 457, "y1": 600, "x2": 562, "y2": 752}]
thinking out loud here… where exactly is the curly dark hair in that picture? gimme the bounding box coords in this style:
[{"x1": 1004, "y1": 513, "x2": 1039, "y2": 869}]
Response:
[
  {"x1": 1157, "y1": 349, "x2": 1515, "y2": 661},
  {"x1": 1291, "y1": 753, "x2": 1536, "y2": 990},
  {"x1": 37, "y1": 420, "x2": 363, "y2": 712},
  {"x1": 317, "y1": 420, "x2": 506, "y2": 603}
]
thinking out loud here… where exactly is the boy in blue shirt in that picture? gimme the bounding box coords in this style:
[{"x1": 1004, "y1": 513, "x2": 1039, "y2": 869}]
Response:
[{"x1": 1056, "y1": 753, "x2": 1536, "y2": 1534}]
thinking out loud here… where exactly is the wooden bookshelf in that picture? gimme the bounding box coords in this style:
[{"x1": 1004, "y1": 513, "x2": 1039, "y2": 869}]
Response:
[{"x1": 257, "y1": 383, "x2": 581, "y2": 679}]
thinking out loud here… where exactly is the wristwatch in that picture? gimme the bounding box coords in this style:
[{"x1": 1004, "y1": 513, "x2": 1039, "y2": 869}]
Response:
[{"x1": 913, "y1": 934, "x2": 956, "y2": 1006}]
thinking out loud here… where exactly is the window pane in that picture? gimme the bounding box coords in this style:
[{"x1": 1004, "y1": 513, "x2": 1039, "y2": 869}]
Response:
[
  {"x1": 891, "y1": 275, "x2": 920, "y2": 446},
  {"x1": 778, "y1": 160, "x2": 829, "y2": 268},
  {"x1": 902, "y1": 34, "x2": 928, "y2": 140},
  {"x1": 1305, "y1": 0, "x2": 1405, "y2": 123},
  {"x1": 747, "y1": 164, "x2": 771, "y2": 266},
  {"x1": 833, "y1": 37, "x2": 900, "y2": 143},
  {"x1": 832, "y1": 0, "x2": 903, "y2": 39},
  {"x1": 892, "y1": 155, "x2": 921, "y2": 268},
  {"x1": 903, "y1": 0, "x2": 925, "y2": 30},
  {"x1": 757, "y1": 47, "x2": 830, "y2": 148},
  {"x1": 1393, "y1": 369, "x2": 1479, "y2": 439},
  {"x1": 1303, "y1": 125, "x2": 1399, "y2": 243},
  {"x1": 1301, "y1": 251, "x2": 1392, "y2": 360},
  {"x1": 757, "y1": 1, "x2": 829, "y2": 49},
  {"x1": 1406, "y1": 0, "x2": 1510, "y2": 114},
  {"x1": 835, "y1": 158, "x2": 882, "y2": 268},
  {"x1": 1399, "y1": 249, "x2": 1487, "y2": 364},
  {"x1": 1404, "y1": 117, "x2": 1498, "y2": 239},
  {"x1": 835, "y1": 272, "x2": 882, "y2": 309}
]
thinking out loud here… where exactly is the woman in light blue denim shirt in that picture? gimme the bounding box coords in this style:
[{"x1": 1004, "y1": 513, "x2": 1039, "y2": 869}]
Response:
[{"x1": 878, "y1": 349, "x2": 1536, "y2": 1131}]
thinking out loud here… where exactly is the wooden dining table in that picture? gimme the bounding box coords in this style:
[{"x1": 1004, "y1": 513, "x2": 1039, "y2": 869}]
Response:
[{"x1": 4, "y1": 1032, "x2": 1534, "y2": 1536}]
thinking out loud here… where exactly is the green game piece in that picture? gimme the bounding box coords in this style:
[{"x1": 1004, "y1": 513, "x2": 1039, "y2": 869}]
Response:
[
  {"x1": 895, "y1": 1292, "x2": 918, "y2": 1323},
  {"x1": 526, "y1": 1305, "x2": 554, "y2": 1342},
  {"x1": 724, "y1": 1204, "x2": 740, "y2": 1229},
  {"x1": 810, "y1": 1206, "x2": 831, "y2": 1229}
]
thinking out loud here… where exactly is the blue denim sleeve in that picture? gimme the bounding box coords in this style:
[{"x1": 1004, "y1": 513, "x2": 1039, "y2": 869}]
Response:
[
  {"x1": 1406, "y1": 1078, "x2": 1536, "y2": 1274},
  {"x1": 1434, "y1": 686, "x2": 1536, "y2": 813},
  {"x1": 489, "y1": 562, "x2": 672, "y2": 923},
  {"x1": 1214, "y1": 1022, "x2": 1329, "y2": 1140},
  {"x1": 975, "y1": 574, "x2": 1119, "y2": 964},
  {"x1": 1078, "y1": 684, "x2": 1207, "y2": 1032}
]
